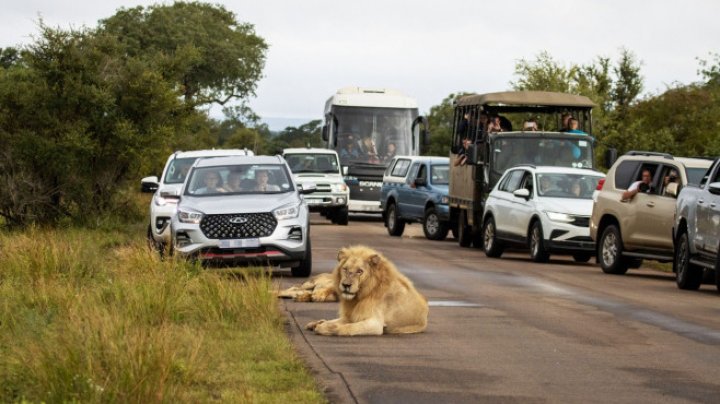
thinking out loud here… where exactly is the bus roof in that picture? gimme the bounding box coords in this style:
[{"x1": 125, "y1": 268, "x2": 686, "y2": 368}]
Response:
[
  {"x1": 456, "y1": 91, "x2": 596, "y2": 108},
  {"x1": 325, "y1": 87, "x2": 418, "y2": 110}
]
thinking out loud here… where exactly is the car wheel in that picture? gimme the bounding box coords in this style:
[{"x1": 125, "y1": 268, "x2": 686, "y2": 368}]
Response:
[
  {"x1": 675, "y1": 230, "x2": 702, "y2": 290},
  {"x1": 483, "y1": 216, "x2": 503, "y2": 258},
  {"x1": 572, "y1": 253, "x2": 592, "y2": 263},
  {"x1": 529, "y1": 221, "x2": 550, "y2": 263},
  {"x1": 386, "y1": 203, "x2": 405, "y2": 236},
  {"x1": 335, "y1": 206, "x2": 349, "y2": 226},
  {"x1": 423, "y1": 207, "x2": 449, "y2": 241},
  {"x1": 598, "y1": 225, "x2": 629, "y2": 274},
  {"x1": 292, "y1": 238, "x2": 312, "y2": 277},
  {"x1": 458, "y1": 210, "x2": 473, "y2": 248}
]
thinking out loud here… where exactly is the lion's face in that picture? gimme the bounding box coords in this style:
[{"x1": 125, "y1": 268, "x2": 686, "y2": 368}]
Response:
[{"x1": 335, "y1": 247, "x2": 381, "y2": 301}]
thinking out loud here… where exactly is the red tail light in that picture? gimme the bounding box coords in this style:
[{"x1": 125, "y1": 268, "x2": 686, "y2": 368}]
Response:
[{"x1": 596, "y1": 178, "x2": 605, "y2": 191}]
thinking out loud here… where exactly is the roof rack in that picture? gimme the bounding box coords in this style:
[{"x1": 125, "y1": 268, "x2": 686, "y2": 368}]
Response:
[{"x1": 624, "y1": 151, "x2": 673, "y2": 159}]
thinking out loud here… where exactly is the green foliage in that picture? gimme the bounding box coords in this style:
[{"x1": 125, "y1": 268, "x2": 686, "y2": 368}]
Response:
[
  {"x1": 424, "y1": 93, "x2": 471, "y2": 156},
  {"x1": 99, "y1": 1, "x2": 267, "y2": 108},
  {"x1": 269, "y1": 120, "x2": 323, "y2": 153},
  {"x1": 0, "y1": 225, "x2": 324, "y2": 403}
]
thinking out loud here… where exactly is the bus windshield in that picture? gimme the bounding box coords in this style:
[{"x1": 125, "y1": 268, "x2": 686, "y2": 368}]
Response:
[
  {"x1": 490, "y1": 135, "x2": 594, "y2": 185},
  {"x1": 332, "y1": 106, "x2": 417, "y2": 166}
]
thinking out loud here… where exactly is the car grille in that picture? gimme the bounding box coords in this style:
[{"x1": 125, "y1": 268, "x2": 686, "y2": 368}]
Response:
[
  {"x1": 572, "y1": 216, "x2": 590, "y2": 227},
  {"x1": 200, "y1": 213, "x2": 277, "y2": 239},
  {"x1": 315, "y1": 183, "x2": 332, "y2": 192}
]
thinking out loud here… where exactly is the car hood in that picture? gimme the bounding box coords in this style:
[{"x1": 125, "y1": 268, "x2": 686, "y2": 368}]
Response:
[
  {"x1": 431, "y1": 184, "x2": 449, "y2": 194},
  {"x1": 294, "y1": 173, "x2": 344, "y2": 183},
  {"x1": 180, "y1": 192, "x2": 301, "y2": 214},
  {"x1": 537, "y1": 197, "x2": 593, "y2": 216}
]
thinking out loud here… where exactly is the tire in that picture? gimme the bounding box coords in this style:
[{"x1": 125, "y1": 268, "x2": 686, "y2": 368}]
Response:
[
  {"x1": 423, "y1": 207, "x2": 449, "y2": 241},
  {"x1": 458, "y1": 210, "x2": 473, "y2": 248},
  {"x1": 597, "y1": 225, "x2": 629, "y2": 275},
  {"x1": 292, "y1": 238, "x2": 312, "y2": 277},
  {"x1": 573, "y1": 253, "x2": 592, "y2": 263},
  {"x1": 675, "y1": 230, "x2": 702, "y2": 290},
  {"x1": 146, "y1": 225, "x2": 166, "y2": 258},
  {"x1": 627, "y1": 258, "x2": 644, "y2": 269},
  {"x1": 335, "y1": 206, "x2": 349, "y2": 226},
  {"x1": 529, "y1": 221, "x2": 550, "y2": 263},
  {"x1": 386, "y1": 203, "x2": 405, "y2": 236},
  {"x1": 483, "y1": 216, "x2": 504, "y2": 258}
]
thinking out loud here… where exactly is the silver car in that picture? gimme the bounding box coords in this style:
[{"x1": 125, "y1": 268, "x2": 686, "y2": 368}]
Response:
[{"x1": 170, "y1": 155, "x2": 315, "y2": 277}]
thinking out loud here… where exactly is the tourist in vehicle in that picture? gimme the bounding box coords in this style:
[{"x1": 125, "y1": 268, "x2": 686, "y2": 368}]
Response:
[
  {"x1": 382, "y1": 142, "x2": 397, "y2": 163},
  {"x1": 224, "y1": 171, "x2": 245, "y2": 192},
  {"x1": 454, "y1": 138, "x2": 472, "y2": 166},
  {"x1": 567, "y1": 118, "x2": 587, "y2": 135},
  {"x1": 662, "y1": 169, "x2": 679, "y2": 196},
  {"x1": 195, "y1": 171, "x2": 226, "y2": 194},
  {"x1": 622, "y1": 168, "x2": 654, "y2": 200},
  {"x1": 360, "y1": 135, "x2": 380, "y2": 163},
  {"x1": 340, "y1": 139, "x2": 360, "y2": 160},
  {"x1": 253, "y1": 169, "x2": 280, "y2": 192},
  {"x1": 523, "y1": 119, "x2": 538, "y2": 131},
  {"x1": 570, "y1": 180, "x2": 582, "y2": 197},
  {"x1": 487, "y1": 115, "x2": 503, "y2": 133},
  {"x1": 560, "y1": 113, "x2": 572, "y2": 131}
]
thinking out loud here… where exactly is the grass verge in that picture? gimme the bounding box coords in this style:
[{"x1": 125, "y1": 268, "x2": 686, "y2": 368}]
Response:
[{"x1": 0, "y1": 225, "x2": 325, "y2": 403}]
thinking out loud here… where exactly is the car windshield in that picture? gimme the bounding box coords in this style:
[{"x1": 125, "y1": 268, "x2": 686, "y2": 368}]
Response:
[
  {"x1": 536, "y1": 173, "x2": 603, "y2": 199},
  {"x1": 185, "y1": 164, "x2": 293, "y2": 196},
  {"x1": 431, "y1": 164, "x2": 449, "y2": 185},
  {"x1": 285, "y1": 153, "x2": 340, "y2": 174},
  {"x1": 164, "y1": 157, "x2": 197, "y2": 184}
]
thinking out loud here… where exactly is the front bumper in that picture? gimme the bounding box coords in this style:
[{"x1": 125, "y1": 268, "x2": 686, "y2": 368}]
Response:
[
  {"x1": 172, "y1": 216, "x2": 308, "y2": 267},
  {"x1": 543, "y1": 218, "x2": 595, "y2": 253},
  {"x1": 349, "y1": 199, "x2": 382, "y2": 213},
  {"x1": 303, "y1": 192, "x2": 348, "y2": 211}
]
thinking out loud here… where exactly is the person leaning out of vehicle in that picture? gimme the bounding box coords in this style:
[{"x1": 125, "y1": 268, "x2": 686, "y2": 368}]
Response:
[{"x1": 622, "y1": 168, "x2": 653, "y2": 201}]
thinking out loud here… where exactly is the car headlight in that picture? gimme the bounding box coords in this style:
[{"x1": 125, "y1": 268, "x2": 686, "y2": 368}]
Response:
[
  {"x1": 177, "y1": 207, "x2": 204, "y2": 224},
  {"x1": 274, "y1": 203, "x2": 301, "y2": 220},
  {"x1": 545, "y1": 211, "x2": 574, "y2": 223},
  {"x1": 441, "y1": 195, "x2": 449, "y2": 204},
  {"x1": 331, "y1": 182, "x2": 348, "y2": 193}
]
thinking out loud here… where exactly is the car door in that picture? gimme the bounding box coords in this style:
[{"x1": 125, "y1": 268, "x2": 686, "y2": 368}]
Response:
[
  {"x1": 493, "y1": 169, "x2": 525, "y2": 238},
  {"x1": 507, "y1": 170, "x2": 535, "y2": 238},
  {"x1": 697, "y1": 166, "x2": 720, "y2": 255},
  {"x1": 629, "y1": 163, "x2": 673, "y2": 249},
  {"x1": 407, "y1": 162, "x2": 428, "y2": 219},
  {"x1": 398, "y1": 162, "x2": 421, "y2": 218}
]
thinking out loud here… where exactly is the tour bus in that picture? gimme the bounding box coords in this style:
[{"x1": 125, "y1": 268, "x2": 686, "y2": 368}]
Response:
[
  {"x1": 448, "y1": 91, "x2": 613, "y2": 247},
  {"x1": 321, "y1": 87, "x2": 428, "y2": 213}
]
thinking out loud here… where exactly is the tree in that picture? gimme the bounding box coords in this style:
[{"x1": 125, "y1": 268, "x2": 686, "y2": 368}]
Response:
[
  {"x1": 424, "y1": 93, "x2": 470, "y2": 156},
  {"x1": 99, "y1": 1, "x2": 267, "y2": 108}
]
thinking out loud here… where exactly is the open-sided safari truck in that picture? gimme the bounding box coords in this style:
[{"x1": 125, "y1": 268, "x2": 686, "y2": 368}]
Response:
[{"x1": 449, "y1": 90, "x2": 609, "y2": 248}]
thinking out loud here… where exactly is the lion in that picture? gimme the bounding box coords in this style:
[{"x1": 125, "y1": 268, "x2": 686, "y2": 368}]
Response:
[
  {"x1": 277, "y1": 272, "x2": 337, "y2": 302},
  {"x1": 305, "y1": 245, "x2": 429, "y2": 336}
]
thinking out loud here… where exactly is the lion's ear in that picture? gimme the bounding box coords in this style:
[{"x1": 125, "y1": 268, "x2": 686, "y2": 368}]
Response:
[
  {"x1": 368, "y1": 254, "x2": 381, "y2": 267},
  {"x1": 337, "y1": 248, "x2": 349, "y2": 262}
]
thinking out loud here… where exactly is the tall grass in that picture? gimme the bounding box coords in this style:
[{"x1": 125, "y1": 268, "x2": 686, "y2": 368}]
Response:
[{"x1": 0, "y1": 226, "x2": 325, "y2": 403}]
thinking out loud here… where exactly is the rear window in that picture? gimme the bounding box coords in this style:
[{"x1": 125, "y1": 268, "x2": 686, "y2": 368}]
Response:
[
  {"x1": 391, "y1": 159, "x2": 412, "y2": 177},
  {"x1": 613, "y1": 161, "x2": 641, "y2": 189}
]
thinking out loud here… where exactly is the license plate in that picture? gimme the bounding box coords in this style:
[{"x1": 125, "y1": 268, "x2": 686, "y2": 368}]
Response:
[
  {"x1": 306, "y1": 199, "x2": 322, "y2": 205},
  {"x1": 219, "y1": 238, "x2": 260, "y2": 249}
]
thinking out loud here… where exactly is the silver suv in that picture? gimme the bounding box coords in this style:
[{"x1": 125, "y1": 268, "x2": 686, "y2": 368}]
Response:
[
  {"x1": 170, "y1": 155, "x2": 315, "y2": 277},
  {"x1": 590, "y1": 151, "x2": 712, "y2": 274},
  {"x1": 141, "y1": 149, "x2": 253, "y2": 254}
]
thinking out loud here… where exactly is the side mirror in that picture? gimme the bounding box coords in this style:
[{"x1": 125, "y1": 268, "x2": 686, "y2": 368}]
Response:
[
  {"x1": 299, "y1": 182, "x2": 317, "y2": 194},
  {"x1": 709, "y1": 182, "x2": 720, "y2": 195},
  {"x1": 141, "y1": 176, "x2": 159, "y2": 193},
  {"x1": 513, "y1": 188, "x2": 530, "y2": 199},
  {"x1": 604, "y1": 148, "x2": 617, "y2": 168},
  {"x1": 422, "y1": 129, "x2": 430, "y2": 146},
  {"x1": 414, "y1": 177, "x2": 427, "y2": 187},
  {"x1": 322, "y1": 125, "x2": 329, "y2": 142}
]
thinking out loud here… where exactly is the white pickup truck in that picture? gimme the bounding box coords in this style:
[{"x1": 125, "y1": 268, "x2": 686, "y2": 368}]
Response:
[
  {"x1": 283, "y1": 148, "x2": 350, "y2": 225},
  {"x1": 673, "y1": 157, "x2": 720, "y2": 292}
]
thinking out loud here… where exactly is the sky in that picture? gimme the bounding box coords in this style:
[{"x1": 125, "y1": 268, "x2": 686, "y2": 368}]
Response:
[{"x1": 2, "y1": 0, "x2": 719, "y2": 129}]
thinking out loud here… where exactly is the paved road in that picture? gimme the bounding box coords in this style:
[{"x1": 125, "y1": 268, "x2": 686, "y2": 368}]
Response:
[{"x1": 277, "y1": 214, "x2": 720, "y2": 404}]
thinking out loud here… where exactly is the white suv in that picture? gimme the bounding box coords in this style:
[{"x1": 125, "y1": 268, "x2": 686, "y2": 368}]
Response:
[
  {"x1": 170, "y1": 155, "x2": 314, "y2": 276},
  {"x1": 141, "y1": 149, "x2": 253, "y2": 253},
  {"x1": 482, "y1": 165, "x2": 605, "y2": 262},
  {"x1": 282, "y1": 148, "x2": 349, "y2": 225}
]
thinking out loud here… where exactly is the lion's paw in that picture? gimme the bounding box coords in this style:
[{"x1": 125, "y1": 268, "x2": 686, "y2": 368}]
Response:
[
  {"x1": 305, "y1": 319, "x2": 326, "y2": 331},
  {"x1": 314, "y1": 321, "x2": 339, "y2": 335}
]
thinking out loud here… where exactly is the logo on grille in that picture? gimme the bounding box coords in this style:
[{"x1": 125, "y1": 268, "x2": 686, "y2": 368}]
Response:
[{"x1": 229, "y1": 217, "x2": 248, "y2": 224}]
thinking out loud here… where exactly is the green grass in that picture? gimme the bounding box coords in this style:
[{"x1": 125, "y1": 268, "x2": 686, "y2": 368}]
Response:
[{"x1": 0, "y1": 225, "x2": 325, "y2": 403}]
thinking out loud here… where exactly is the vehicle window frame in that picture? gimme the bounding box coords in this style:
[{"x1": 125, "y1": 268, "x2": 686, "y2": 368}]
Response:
[
  {"x1": 500, "y1": 169, "x2": 524, "y2": 193},
  {"x1": 391, "y1": 158, "x2": 412, "y2": 177},
  {"x1": 613, "y1": 160, "x2": 641, "y2": 190}
]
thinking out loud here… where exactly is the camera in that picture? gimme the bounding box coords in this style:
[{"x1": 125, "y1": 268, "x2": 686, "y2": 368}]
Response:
[{"x1": 638, "y1": 182, "x2": 649, "y2": 192}]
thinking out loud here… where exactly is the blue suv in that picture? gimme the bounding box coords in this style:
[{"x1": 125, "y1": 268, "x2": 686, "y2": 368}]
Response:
[{"x1": 380, "y1": 156, "x2": 452, "y2": 240}]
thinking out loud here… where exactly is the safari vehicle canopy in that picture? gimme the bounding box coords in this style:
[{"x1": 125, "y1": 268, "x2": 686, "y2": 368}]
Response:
[{"x1": 448, "y1": 90, "x2": 600, "y2": 248}]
